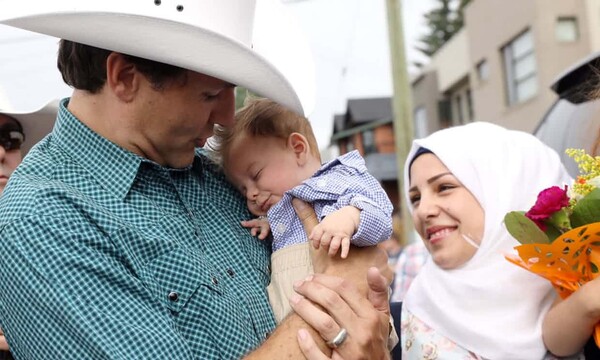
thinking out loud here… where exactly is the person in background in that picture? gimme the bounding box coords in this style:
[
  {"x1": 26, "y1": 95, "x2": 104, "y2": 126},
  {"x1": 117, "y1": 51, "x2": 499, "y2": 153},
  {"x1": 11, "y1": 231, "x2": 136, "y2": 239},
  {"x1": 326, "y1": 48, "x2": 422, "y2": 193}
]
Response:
[
  {"x1": 0, "y1": 100, "x2": 57, "y2": 359},
  {"x1": 390, "y1": 238, "x2": 428, "y2": 302},
  {"x1": 401, "y1": 122, "x2": 573, "y2": 359},
  {"x1": 0, "y1": 2, "x2": 393, "y2": 359},
  {"x1": 0, "y1": 100, "x2": 57, "y2": 194},
  {"x1": 379, "y1": 213, "x2": 404, "y2": 269},
  {"x1": 211, "y1": 97, "x2": 394, "y2": 324}
]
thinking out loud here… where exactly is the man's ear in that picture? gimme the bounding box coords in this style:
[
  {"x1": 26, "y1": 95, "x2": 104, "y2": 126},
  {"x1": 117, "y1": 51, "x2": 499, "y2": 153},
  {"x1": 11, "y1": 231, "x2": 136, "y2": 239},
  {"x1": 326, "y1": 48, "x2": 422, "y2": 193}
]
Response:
[
  {"x1": 288, "y1": 132, "x2": 311, "y2": 165},
  {"x1": 105, "y1": 52, "x2": 139, "y2": 103}
]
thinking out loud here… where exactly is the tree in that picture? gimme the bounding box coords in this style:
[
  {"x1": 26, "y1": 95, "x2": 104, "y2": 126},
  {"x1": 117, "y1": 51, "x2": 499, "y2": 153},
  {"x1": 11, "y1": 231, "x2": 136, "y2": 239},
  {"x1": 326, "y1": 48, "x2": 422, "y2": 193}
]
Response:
[{"x1": 415, "y1": 0, "x2": 473, "y2": 58}]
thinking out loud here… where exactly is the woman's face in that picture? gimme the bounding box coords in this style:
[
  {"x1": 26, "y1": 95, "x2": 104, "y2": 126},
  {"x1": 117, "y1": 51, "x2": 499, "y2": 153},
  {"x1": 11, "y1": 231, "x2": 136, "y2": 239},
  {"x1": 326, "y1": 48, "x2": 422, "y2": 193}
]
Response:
[
  {"x1": 0, "y1": 114, "x2": 24, "y2": 195},
  {"x1": 408, "y1": 153, "x2": 485, "y2": 269}
]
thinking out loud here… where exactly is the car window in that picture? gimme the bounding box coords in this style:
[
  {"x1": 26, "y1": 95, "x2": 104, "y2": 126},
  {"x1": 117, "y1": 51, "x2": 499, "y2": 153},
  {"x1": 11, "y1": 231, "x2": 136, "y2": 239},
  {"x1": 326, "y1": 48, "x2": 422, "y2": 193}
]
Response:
[{"x1": 535, "y1": 98, "x2": 600, "y2": 177}]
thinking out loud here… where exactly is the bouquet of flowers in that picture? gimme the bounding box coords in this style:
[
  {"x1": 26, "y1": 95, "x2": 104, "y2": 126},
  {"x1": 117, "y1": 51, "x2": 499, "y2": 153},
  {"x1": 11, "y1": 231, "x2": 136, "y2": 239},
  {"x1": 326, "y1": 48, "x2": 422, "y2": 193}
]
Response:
[{"x1": 504, "y1": 149, "x2": 600, "y2": 346}]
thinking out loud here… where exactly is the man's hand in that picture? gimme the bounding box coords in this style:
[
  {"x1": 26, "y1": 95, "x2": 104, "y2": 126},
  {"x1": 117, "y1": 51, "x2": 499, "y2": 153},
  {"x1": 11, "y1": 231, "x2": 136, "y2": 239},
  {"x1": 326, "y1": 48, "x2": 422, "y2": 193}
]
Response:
[
  {"x1": 0, "y1": 334, "x2": 8, "y2": 351},
  {"x1": 291, "y1": 198, "x2": 392, "y2": 359}
]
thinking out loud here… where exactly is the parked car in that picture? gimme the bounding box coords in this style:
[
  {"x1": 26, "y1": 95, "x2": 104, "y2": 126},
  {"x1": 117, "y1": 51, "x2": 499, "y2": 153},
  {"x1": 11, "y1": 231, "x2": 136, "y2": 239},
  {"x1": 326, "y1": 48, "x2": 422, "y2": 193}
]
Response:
[{"x1": 534, "y1": 51, "x2": 600, "y2": 177}]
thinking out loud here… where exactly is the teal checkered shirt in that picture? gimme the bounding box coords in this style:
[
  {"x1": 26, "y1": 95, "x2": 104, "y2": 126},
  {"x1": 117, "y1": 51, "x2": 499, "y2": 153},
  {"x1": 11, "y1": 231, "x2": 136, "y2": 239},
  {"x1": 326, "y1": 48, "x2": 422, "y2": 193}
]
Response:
[{"x1": 0, "y1": 99, "x2": 276, "y2": 359}]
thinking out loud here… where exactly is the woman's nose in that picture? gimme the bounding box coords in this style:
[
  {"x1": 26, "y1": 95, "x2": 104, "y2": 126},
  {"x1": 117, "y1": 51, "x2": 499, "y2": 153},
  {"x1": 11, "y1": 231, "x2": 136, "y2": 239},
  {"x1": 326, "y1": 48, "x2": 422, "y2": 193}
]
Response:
[{"x1": 415, "y1": 194, "x2": 440, "y2": 219}]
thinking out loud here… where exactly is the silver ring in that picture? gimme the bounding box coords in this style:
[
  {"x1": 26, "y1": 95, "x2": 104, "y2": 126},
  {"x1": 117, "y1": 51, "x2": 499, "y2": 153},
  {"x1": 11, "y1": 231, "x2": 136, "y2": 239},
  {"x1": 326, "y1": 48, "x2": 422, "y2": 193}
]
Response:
[
  {"x1": 257, "y1": 215, "x2": 267, "y2": 220},
  {"x1": 326, "y1": 328, "x2": 348, "y2": 349}
]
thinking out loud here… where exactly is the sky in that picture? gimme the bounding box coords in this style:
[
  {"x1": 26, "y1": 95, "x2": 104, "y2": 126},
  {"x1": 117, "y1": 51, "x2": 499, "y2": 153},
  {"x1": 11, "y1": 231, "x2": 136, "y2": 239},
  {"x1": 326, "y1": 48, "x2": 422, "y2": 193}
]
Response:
[
  {"x1": 285, "y1": 0, "x2": 436, "y2": 149},
  {"x1": 0, "y1": 0, "x2": 436, "y2": 148}
]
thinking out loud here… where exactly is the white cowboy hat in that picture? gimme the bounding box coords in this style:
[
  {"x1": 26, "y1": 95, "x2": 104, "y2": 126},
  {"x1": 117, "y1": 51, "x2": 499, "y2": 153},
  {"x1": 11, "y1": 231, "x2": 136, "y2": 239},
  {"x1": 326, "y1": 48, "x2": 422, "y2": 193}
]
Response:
[
  {"x1": 0, "y1": 0, "x2": 315, "y2": 116},
  {"x1": 0, "y1": 99, "x2": 58, "y2": 156}
]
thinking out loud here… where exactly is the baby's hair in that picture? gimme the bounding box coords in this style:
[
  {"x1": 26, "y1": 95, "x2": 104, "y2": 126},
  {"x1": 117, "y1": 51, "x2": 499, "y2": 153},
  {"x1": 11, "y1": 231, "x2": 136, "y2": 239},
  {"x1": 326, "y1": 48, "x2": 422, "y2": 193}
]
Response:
[{"x1": 211, "y1": 97, "x2": 321, "y2": 164}]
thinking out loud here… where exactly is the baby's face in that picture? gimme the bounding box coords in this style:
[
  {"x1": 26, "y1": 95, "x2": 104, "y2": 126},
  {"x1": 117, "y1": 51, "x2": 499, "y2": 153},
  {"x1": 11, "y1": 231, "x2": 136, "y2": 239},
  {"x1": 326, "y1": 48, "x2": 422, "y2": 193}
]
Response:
[
  {"x1": 247, "y1": 198, "x2": 267, "y2": 217},
  {"x1": 225, "y1": 134, "x2": 313, "y2": 214}
]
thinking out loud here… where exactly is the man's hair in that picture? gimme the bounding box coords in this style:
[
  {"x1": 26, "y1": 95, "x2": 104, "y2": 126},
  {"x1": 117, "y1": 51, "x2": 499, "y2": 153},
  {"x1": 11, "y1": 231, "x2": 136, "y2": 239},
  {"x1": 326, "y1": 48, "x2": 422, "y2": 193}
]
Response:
[
  {"x1": 213, "y1": 97, "x2": 320, "y2": 163},
  {"x1": 57, "y1": 40, "x2": 188, "y2": 93}
]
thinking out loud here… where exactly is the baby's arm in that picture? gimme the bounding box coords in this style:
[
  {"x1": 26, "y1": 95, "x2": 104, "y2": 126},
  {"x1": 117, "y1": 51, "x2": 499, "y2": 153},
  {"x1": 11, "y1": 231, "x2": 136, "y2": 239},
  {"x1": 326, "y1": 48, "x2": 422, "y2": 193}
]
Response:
[
  {"x1": 543, "y1": 276, "x2": 600, "y2": 356},
  {"x1": 241, "y1": 216, "x2": 271, "y2": 240},
  {"x1": 309, "y1": 206, "x2": 360, "y2": 258}
]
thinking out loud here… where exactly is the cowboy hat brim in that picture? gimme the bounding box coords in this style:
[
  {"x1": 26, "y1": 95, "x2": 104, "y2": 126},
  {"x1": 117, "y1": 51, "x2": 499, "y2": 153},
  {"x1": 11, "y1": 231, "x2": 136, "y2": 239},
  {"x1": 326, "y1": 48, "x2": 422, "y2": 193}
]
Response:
[
  {"x1": 0, "y1": 99, "x2": 58, "y2": 156},
  {"x1": 0, "y1": 0, "x2": 314, "y2": 116}
]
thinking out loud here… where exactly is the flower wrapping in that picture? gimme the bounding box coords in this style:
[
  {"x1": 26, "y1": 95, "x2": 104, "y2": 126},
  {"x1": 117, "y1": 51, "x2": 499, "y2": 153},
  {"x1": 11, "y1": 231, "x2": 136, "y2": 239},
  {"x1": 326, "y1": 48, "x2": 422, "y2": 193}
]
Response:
[{"x1": 504, "y1": 149, "x2": 600, "y2": 347}]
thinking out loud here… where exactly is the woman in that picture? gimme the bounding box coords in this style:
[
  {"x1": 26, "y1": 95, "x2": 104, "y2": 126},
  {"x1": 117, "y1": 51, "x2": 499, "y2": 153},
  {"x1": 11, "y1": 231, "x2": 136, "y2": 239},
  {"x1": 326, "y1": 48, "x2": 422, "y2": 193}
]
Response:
[
  {"x1": 0, "y1": 100, "x2": 57, "y2": 358},
  {"x1": 401, "y1": 122, "x2": 572, "y2": 359}
]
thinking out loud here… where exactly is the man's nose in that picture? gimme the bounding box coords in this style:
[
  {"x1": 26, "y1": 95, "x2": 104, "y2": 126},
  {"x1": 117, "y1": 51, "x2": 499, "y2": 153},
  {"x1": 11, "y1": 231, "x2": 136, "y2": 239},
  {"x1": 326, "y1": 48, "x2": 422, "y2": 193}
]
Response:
[{"x1": 212, "y1": 87, "x2": 236, "y2": 128}]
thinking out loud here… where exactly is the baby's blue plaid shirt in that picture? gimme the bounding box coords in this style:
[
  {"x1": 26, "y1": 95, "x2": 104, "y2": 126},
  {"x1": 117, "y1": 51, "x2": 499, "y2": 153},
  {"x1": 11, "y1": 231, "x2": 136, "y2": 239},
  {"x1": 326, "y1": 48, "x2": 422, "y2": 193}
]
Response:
[{"x1": 268, "y1": 150, "x2": 393, "y2": 251}]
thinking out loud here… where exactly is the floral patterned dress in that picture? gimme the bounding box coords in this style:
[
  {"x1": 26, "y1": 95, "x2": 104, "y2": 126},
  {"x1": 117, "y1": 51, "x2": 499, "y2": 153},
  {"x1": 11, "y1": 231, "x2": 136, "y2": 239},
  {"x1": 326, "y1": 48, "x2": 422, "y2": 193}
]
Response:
[
  {"x1": 400, "y1": 308, "x2": 580, "y2": 360},
  {"x1": 400, "y1": 309, "x2": 482, "y2": 360}
]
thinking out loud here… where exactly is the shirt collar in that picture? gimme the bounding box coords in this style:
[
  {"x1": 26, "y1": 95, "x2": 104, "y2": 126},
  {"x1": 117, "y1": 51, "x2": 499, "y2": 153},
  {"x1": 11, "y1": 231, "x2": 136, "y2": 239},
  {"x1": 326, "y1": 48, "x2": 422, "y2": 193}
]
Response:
[
  {"x1": 53, "y1": 98, "x2": 143, "y2": 199},
  {"x1": 314, "y1": 149, "x2": 367, "y2": 176}
]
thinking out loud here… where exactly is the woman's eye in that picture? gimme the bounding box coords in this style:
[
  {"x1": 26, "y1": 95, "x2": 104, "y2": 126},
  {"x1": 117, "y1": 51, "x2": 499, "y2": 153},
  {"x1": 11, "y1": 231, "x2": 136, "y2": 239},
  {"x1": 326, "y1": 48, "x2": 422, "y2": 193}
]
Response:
[
  {"x1": 439, "y1": 184, "x2": 456, "y2": 192},
  {"x1": 409, "y1": 194, "x2": 420, "y2": 205}
]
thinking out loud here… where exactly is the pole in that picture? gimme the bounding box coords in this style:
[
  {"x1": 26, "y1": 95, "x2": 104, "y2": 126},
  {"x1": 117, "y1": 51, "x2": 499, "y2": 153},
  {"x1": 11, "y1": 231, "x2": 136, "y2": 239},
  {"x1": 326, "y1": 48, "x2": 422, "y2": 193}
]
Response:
[{"x1": 385, "y1": 0, "x2": 415, "y2": 244}]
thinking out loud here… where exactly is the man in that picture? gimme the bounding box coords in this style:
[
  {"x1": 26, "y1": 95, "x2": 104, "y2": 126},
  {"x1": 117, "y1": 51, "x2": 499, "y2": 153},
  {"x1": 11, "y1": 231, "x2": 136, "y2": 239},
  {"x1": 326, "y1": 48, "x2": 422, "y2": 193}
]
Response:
[{"x1": 0, "y1": 1, "x2": 392, "y2": 359}]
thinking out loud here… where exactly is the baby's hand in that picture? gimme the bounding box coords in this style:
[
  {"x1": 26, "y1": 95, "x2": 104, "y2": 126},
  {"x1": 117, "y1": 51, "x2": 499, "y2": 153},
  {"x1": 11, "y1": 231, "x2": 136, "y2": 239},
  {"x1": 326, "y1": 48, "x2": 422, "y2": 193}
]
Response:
[
  {"x1": 309, "y1": 206, "x2": 360, "y2": 259},
  {"x1": 241, "y1": 216, "x2": 271, "y2": 240}
]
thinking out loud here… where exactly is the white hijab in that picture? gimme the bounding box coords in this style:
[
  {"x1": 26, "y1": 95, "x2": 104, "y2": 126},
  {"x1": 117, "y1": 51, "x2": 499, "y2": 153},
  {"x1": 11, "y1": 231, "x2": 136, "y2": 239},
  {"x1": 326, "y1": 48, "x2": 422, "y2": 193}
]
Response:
[{"x1": 403, "y1": 122, "x2": 573, "y2": 359}]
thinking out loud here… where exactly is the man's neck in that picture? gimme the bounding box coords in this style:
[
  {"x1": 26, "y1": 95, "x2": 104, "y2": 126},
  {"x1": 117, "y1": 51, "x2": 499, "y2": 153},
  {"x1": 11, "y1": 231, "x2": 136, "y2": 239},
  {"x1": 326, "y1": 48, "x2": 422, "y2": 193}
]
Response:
[{"x1": 68, "y1": 90, "x2": 149, "y2": 160}]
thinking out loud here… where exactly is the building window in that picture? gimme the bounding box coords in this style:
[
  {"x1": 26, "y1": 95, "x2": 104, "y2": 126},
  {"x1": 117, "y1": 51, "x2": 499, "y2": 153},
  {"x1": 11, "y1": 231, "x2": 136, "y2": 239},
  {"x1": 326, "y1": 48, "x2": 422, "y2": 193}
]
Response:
[
  {"x1": 556, "y1": 17, "x2": 578, "y2": 42},
  {"x1": 455, "y1": 94, "x2": 464, "y2": 124},
  {"x1": 502, "y1": 30, "x2": 538, "y2": 105},
  {"x1": 362, "y1": 130, "x2": 376, "y2": 154},
  {"x1": 477, "y1": 59, "x2": 489, "y2": 82},
  {"x1": 466, "y1": 89, "x2": 474, "y2": 121},
  {"x1": 414, "y1": 106, "x2": 428, "y2": 138}
]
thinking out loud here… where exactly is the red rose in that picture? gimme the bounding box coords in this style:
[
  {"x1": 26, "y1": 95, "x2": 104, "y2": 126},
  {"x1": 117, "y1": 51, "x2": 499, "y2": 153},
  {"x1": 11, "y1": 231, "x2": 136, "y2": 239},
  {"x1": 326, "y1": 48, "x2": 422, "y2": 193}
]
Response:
[{"x1": 525, "y1": 186, "x2": 569, "y2": 230}]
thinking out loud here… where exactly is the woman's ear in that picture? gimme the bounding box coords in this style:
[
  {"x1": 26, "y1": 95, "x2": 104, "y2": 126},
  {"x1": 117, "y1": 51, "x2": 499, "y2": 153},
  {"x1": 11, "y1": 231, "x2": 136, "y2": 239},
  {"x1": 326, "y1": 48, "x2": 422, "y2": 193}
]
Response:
[
  {"x1": 287, "y1": 132, "x2": 311, "y2": 165},
  {"x1": 105, "y1": 52, "x2": 140, "y2": 103}
]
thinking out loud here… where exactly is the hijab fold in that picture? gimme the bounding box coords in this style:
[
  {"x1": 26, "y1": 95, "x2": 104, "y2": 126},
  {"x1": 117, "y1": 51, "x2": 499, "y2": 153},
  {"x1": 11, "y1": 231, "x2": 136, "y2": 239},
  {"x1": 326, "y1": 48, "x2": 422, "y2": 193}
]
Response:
[{"x1": 403, "y1": 122, "x2": 573, "y2": 359}]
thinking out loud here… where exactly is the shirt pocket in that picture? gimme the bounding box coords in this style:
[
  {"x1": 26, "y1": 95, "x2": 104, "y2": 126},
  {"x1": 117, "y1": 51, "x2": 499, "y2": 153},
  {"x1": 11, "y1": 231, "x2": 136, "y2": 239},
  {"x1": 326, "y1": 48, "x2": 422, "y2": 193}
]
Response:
[{"x1": 140, "y1": 245, "x2": 221, "y2": 313}]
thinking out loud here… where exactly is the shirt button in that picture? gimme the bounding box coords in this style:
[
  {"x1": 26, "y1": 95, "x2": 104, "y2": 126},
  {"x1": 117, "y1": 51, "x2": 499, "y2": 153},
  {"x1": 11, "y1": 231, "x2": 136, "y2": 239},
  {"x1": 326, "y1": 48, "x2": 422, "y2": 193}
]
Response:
[
  {"x1": 275, "y1": 223, "x2": 286, "y2": 234},
  {"x1": 264, "y1": 331, "x2": 271, "y2": 339},
  {"x1": 168, "y1": 292, "x2": 179, "y2": 302},
  {"x1": 212, "y1": 277, "x2": 219, "y2": 285},
  {"x1": 226, "y1": 269, "x2": 235, "y2": 277}
]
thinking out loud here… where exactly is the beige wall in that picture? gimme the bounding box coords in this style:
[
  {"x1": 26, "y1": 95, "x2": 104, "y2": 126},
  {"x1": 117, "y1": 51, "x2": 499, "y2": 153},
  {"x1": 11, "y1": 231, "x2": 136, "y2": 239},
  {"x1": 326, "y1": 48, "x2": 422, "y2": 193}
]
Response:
[
  {"x1": 585, "y1": 0, "x2": 600, "y2": 52},
  {"x1": 430, "y1": 29, "x2": 471, "y2": 92},
  {"x1": 411, "y1": 71, "x2": 441, "y2": 134},
  {"x1": 464, "y1": 0, "x2": 592, "y2": 132}
]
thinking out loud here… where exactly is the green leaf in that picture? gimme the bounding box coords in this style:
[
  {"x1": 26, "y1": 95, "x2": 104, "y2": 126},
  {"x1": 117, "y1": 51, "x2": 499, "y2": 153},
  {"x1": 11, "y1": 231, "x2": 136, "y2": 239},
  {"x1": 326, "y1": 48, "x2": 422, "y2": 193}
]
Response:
[
  {"x1": 571, "y1": 188, "x2": 600, "y2": 227},
  {"x1": 504, "y1": 211, "x2": 551, "y2": 245},
  {"x1": 543, "y1": 224, "x2": 562, "y2": 243}
]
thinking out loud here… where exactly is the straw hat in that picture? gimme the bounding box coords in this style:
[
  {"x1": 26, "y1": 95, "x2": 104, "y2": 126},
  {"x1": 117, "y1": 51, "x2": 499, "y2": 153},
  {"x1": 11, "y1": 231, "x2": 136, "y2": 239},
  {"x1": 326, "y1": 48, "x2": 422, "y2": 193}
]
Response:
[
  {"x1": 0, "y1": 0, "x2": 315, "y2": 116},
  {"x1": 0, "y1": 99, "x2": 58, "y2": 155}
]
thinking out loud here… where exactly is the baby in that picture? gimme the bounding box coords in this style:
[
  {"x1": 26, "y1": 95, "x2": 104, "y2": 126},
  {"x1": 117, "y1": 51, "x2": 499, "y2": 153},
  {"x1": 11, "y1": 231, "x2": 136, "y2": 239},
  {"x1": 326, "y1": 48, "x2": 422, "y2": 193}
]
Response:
[{"x1": 212, "y1": 98, "x2": 393, "y2": 322}]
